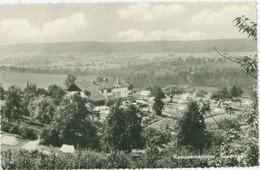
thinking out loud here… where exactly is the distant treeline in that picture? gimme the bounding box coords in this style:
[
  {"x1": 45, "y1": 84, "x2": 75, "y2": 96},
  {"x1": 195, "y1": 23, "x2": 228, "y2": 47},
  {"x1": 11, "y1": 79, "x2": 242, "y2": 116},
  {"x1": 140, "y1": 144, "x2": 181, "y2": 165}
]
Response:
[
  {"x1": 99, "y1": 66, "x2": 254, "y2": 91},
  {"x1": 0, "y1": 66, "x2": 95, "y2": 76}
]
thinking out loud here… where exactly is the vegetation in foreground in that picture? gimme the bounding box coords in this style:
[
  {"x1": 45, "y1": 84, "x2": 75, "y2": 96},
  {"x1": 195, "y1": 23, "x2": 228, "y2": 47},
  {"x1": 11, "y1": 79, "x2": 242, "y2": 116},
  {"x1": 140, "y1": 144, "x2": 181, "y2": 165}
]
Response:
[{"x1": 1, "y1": 15, "x2": 259, "y2": 169}]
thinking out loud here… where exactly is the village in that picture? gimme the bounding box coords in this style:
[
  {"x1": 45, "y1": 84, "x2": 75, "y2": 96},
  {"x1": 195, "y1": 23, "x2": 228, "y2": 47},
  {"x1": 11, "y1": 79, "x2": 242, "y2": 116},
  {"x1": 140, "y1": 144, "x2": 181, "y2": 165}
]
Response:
[{"x1": 1, "y1": 74, "x2": 253, "y2": 155}]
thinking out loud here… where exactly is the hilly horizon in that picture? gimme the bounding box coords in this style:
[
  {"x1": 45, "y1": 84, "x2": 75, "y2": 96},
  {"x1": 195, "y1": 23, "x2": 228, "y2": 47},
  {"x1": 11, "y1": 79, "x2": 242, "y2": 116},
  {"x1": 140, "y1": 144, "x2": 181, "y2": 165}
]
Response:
[{"x1": 0, "y1": 38, "x2": 256, "y2": 54}]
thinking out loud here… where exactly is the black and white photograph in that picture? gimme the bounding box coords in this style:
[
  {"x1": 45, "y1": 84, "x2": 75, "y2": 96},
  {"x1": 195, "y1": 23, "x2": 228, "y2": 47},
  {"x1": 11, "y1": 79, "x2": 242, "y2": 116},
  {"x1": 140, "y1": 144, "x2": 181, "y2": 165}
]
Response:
[{"x1": 0, "y1": 0, "x2": 259, "y2": 169}]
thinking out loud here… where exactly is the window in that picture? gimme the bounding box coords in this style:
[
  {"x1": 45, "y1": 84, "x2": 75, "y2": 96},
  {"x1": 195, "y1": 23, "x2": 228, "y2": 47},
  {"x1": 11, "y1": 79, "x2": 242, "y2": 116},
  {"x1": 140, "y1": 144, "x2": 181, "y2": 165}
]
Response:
[{"x1": 107, "y1": 89, "x2": 111, "y2": 92}]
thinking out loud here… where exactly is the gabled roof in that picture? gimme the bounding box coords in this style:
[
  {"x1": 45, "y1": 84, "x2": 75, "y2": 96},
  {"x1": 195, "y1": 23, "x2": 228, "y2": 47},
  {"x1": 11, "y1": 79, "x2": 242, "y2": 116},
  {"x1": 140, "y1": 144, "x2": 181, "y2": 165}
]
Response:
[
  {"x1": 93, "y1": 78, "x2": 129, "y2": 90},
  {"x1": 73, "y1": 82, "x2": 106, "y2": 102}
]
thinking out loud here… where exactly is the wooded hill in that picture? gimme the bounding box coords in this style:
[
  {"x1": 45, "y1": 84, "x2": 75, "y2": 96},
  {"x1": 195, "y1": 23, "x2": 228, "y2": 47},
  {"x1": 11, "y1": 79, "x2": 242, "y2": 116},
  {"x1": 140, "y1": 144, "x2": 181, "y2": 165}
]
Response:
[{"x1": 0, "y1": 39, "x2": 256, "y2": 53}]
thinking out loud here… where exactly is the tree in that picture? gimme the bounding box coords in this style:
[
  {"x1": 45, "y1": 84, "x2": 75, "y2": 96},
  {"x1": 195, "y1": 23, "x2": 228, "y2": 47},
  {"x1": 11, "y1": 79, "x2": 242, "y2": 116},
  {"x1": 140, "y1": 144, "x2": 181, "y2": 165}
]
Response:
[
  {"x1": 143, "y1": 128, "x2": 171, "y2": 148},
  {"x1": 28, "y1": 95, "x2": 55, "y2": 124},
  {"x1": 0, "y1": 86, "x2": 5, "y2": 100},
  {"x1": 123, "y1": 105, "x2": 145, "y2": 151},
  {"x1": 83, "y1": 90, "x2": 91, "y2": 97},
  {"x1": 64, "y1": 74, "x2": 77, "y2": 89},
  {"x1": 163, "y1": 85, "x2": 183, "y2": 103},
  {"x1": 177, "y1": 100, "x2": 210, "y2": 151},
  {"x1": 150, "y1": 86, "x2": 165, "y2": 116},
  {"x1": 215, "y1": 16, "x2": 257, "y2": 80},
  {"x1": 22, "y1": 82, "x2": 38, "y2": 116},
  {"x1": 210, "y1": 87, "x2": 232, "y2": 107},
  {"x1": 102, "y1": 102, "x2": 127, "y2": 153},
  {"x1": 41, "y1": 94, "x2": 98, "y2": 149},
  {"x1": 195, "y1": 90, "x2": 208, "y2": 98},
  {"x1": 230, "y1": 85, "x2": 243, "y2": 98},
  {"x1": 212, "y1": 15, "x2": 258, "y2": 166},
  {"x1": 2, "y1": 86, "x2": 24, "y2": 122},
  {"x1": 102, "y1": 103, "x2": 144, "y2": 153},
  {"x1": 47, "y1": 85, "x2": 66, "y2": 106}
]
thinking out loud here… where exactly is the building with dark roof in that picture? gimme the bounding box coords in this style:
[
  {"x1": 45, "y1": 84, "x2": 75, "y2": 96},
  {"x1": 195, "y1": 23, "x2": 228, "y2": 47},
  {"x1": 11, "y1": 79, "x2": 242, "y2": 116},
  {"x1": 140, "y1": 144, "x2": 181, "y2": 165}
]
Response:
[{"x1": 67, "y1": 77, "x2": 130, "y2": 105}]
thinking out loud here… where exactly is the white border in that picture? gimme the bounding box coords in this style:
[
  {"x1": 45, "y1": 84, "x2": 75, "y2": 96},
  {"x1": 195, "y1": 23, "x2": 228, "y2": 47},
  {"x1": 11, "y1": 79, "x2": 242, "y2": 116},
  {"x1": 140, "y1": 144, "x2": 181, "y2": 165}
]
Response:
[{"x1": 0, "y1": 0, "x2": 259, "y2": 170}]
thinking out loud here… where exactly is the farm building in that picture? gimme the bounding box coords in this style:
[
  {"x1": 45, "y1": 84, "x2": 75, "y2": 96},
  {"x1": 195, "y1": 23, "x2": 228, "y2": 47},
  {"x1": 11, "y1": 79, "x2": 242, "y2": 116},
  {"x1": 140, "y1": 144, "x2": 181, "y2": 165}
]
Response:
[
  {"x1": 67, "y1": 77, "x2": 130, "y2": 105},
  {"x1": 140, "y1": 90, "x2": 151, "y2": 99}
]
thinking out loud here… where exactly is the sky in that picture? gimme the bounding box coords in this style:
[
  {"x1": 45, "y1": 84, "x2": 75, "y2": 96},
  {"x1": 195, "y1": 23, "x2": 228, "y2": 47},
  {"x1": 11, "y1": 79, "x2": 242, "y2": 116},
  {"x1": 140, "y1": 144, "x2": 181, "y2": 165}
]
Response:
[{"x1": 0, "y1": 2, "x2": 257, "y2": 44}]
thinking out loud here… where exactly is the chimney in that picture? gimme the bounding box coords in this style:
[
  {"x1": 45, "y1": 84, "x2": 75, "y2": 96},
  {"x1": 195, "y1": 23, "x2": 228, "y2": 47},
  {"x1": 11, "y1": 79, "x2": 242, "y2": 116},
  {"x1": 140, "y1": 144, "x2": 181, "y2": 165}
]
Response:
[
  {"x1": 116, "y1": 77, "x2": 119, "y2": 84},
  {"x1": 91, "y1": 80, "x2": 94, "y2": 84}
]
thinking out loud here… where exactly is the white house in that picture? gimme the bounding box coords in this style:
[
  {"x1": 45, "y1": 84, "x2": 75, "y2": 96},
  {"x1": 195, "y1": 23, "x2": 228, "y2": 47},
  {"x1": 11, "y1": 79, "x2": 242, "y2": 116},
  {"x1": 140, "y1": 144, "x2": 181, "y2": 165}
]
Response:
[
  {"x1": 140, "y1": 90, "x2": 151, "y2": 99},
  {"x1": 67, "y1": 77, "x2": 131, "y2": 105}
]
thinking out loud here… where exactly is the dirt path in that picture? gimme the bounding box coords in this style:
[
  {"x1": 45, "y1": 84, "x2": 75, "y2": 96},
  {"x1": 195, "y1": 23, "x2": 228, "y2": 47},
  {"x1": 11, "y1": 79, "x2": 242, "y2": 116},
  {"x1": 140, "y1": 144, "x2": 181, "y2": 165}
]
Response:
[{"x1": 22, "y1": 140, "x2": 40, "y2": 151}]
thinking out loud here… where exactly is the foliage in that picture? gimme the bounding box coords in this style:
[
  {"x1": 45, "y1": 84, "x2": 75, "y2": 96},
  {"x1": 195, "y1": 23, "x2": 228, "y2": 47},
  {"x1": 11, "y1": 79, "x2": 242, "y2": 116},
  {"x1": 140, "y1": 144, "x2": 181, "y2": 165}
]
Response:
[
  {"x1": 64, "y1": 74, "x2": 77, "y2": 89},
  {"x1": 217, "y1": 15, "x2": 258, "y2": 80},
  {"x1": 195, "y1": 90, "x2": 207, "y2": 98},
  {"x1": 47, "y1": 85, "x2": 66, "y2": 106},
  {"x1": 163, "y1": 85, "x2": 183, "y2": 102},
  {"x1": 207, "y1": 15, "x2": 259, "y2": 167},
  {"x1": 40, "y1": 127, "x2": 62, "y2": 147},
  {"x1": 106, "y1": 99, "x2": 114, "y2": 107},
  {"x1": 1, "y1": 121, "x2": 38, "y2": 140},
  {"x1": 233, "y1": 16, "x2": 257, "y2": 79},
  {"x1": 126, "y1": 81, "x2": 134, "y2": 90},
  {"x1": 150, "y1": 86, "x2": 165, "y2": 116},
  {"x1": 102, "y1": 103, "x2": 145, "y2": 153},
  {"x1": 2, "y1": 86, "x2": 24, "y2": 122},
  {"x1": 0, "y1": 86, "x2": 5, "y2": 100},
  {"x1": 177, "y1": 100, "x2": 211, "y2": 151},
  {"x1": 233, "y1": 15, "x2": 257, "y2": 40},
  {"x1": 21, "y1": 128, "x2": 38, "y2": 140},
  {"x1": 211, "y1": 87, "x2": 231, "y2": 101},
  {"x1": 41, "y1": 94, "x2": 98, "y2": 149},
  {"x1": 143, "y1": 128, "x2": 171, "y2": 148},
  {"x1": 1, "y1": 149, "x2": 107, "y2": 169},
  {"x1": 83, "y1": 90, "x2": 91, "y2": 97},
  {"x1": 22, "y1": 83, "x2": 39, "y2": 116},
  {"x1": 230, "y1": 85, "x2": 243, "y2": 98},
  {"x1": 210, "y1": 87, "x2": 232, "y2": 107},
  {"x1": 28, "y1": 95, "x2": 55, "y2": 124}
]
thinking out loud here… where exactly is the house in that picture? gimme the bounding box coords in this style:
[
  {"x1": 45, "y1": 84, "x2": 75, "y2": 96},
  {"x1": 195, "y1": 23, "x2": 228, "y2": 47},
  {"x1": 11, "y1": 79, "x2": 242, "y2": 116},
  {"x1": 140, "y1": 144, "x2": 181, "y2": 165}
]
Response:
[
  {"x1": 67, "y1": 77, "x2": 130, "y2": 105},
  {"x1": 140, "y1": 90, "x2": 151, "y2": 99},
  {"x1": 93, "y1": 77, "x2": 130, "y2": 100},
  {"x1": 67, "y1": 81, "x2": 106, "y2": 105}
]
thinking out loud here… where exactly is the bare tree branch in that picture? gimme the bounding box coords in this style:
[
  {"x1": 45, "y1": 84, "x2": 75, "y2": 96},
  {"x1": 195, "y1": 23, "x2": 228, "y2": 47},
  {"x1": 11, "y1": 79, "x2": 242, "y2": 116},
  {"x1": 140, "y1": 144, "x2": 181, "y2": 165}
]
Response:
[{"x1": 214, "y1": 46, "x2": 257, "y2": 80}]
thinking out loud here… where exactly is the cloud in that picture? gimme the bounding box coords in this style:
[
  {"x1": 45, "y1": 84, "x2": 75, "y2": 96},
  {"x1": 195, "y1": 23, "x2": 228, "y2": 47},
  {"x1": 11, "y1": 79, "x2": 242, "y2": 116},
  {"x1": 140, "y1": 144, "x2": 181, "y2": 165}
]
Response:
[
  {"x1": 118, "y1": 3, "x2": 186, "y2": 22},
  {"x1": 0, "y1": 12, "x2": 87, "y2": 43},
  {"x1": 191, "y1": 5, "x2": 251, "y2": 25},
  {"x1": 118, "y1": 29, "x2": 205, "y2": 41}
]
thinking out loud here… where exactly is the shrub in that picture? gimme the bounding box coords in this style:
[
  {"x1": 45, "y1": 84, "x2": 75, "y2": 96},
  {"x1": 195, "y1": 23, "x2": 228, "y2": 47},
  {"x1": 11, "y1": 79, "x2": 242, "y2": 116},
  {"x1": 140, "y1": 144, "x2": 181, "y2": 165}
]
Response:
[
  {"x1": 106, "y1": 99, "x2": 114, "y2": 107},
  {"x1": 22, "y1": 128, "x2": 38, "y2": 140},
  {"x1": 9, "y1": 125, "x2": 22, "y2": 135},
  {"x1": 1, "y1": 149, "x2": 108, "y2": 169},
  {"x1": 143, "y1": 128, "x2": 171, "y2": 148},
  {"x1": 1, "y1": 121, "x2": 12, "y2": 133},
  {"x1": 106, "y1": 151, "x2": 131, "y2": 168},
  {"x1": 40, "y1": 127, "x2": 62, "y2": 147}
]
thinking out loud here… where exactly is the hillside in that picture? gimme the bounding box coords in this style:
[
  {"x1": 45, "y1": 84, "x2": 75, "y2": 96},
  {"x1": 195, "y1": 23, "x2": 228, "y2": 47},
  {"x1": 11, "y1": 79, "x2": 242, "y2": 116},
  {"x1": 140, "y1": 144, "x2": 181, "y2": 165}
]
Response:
[{"x1": 0, "y1": 39, "x2": 256, "y2": 54}]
